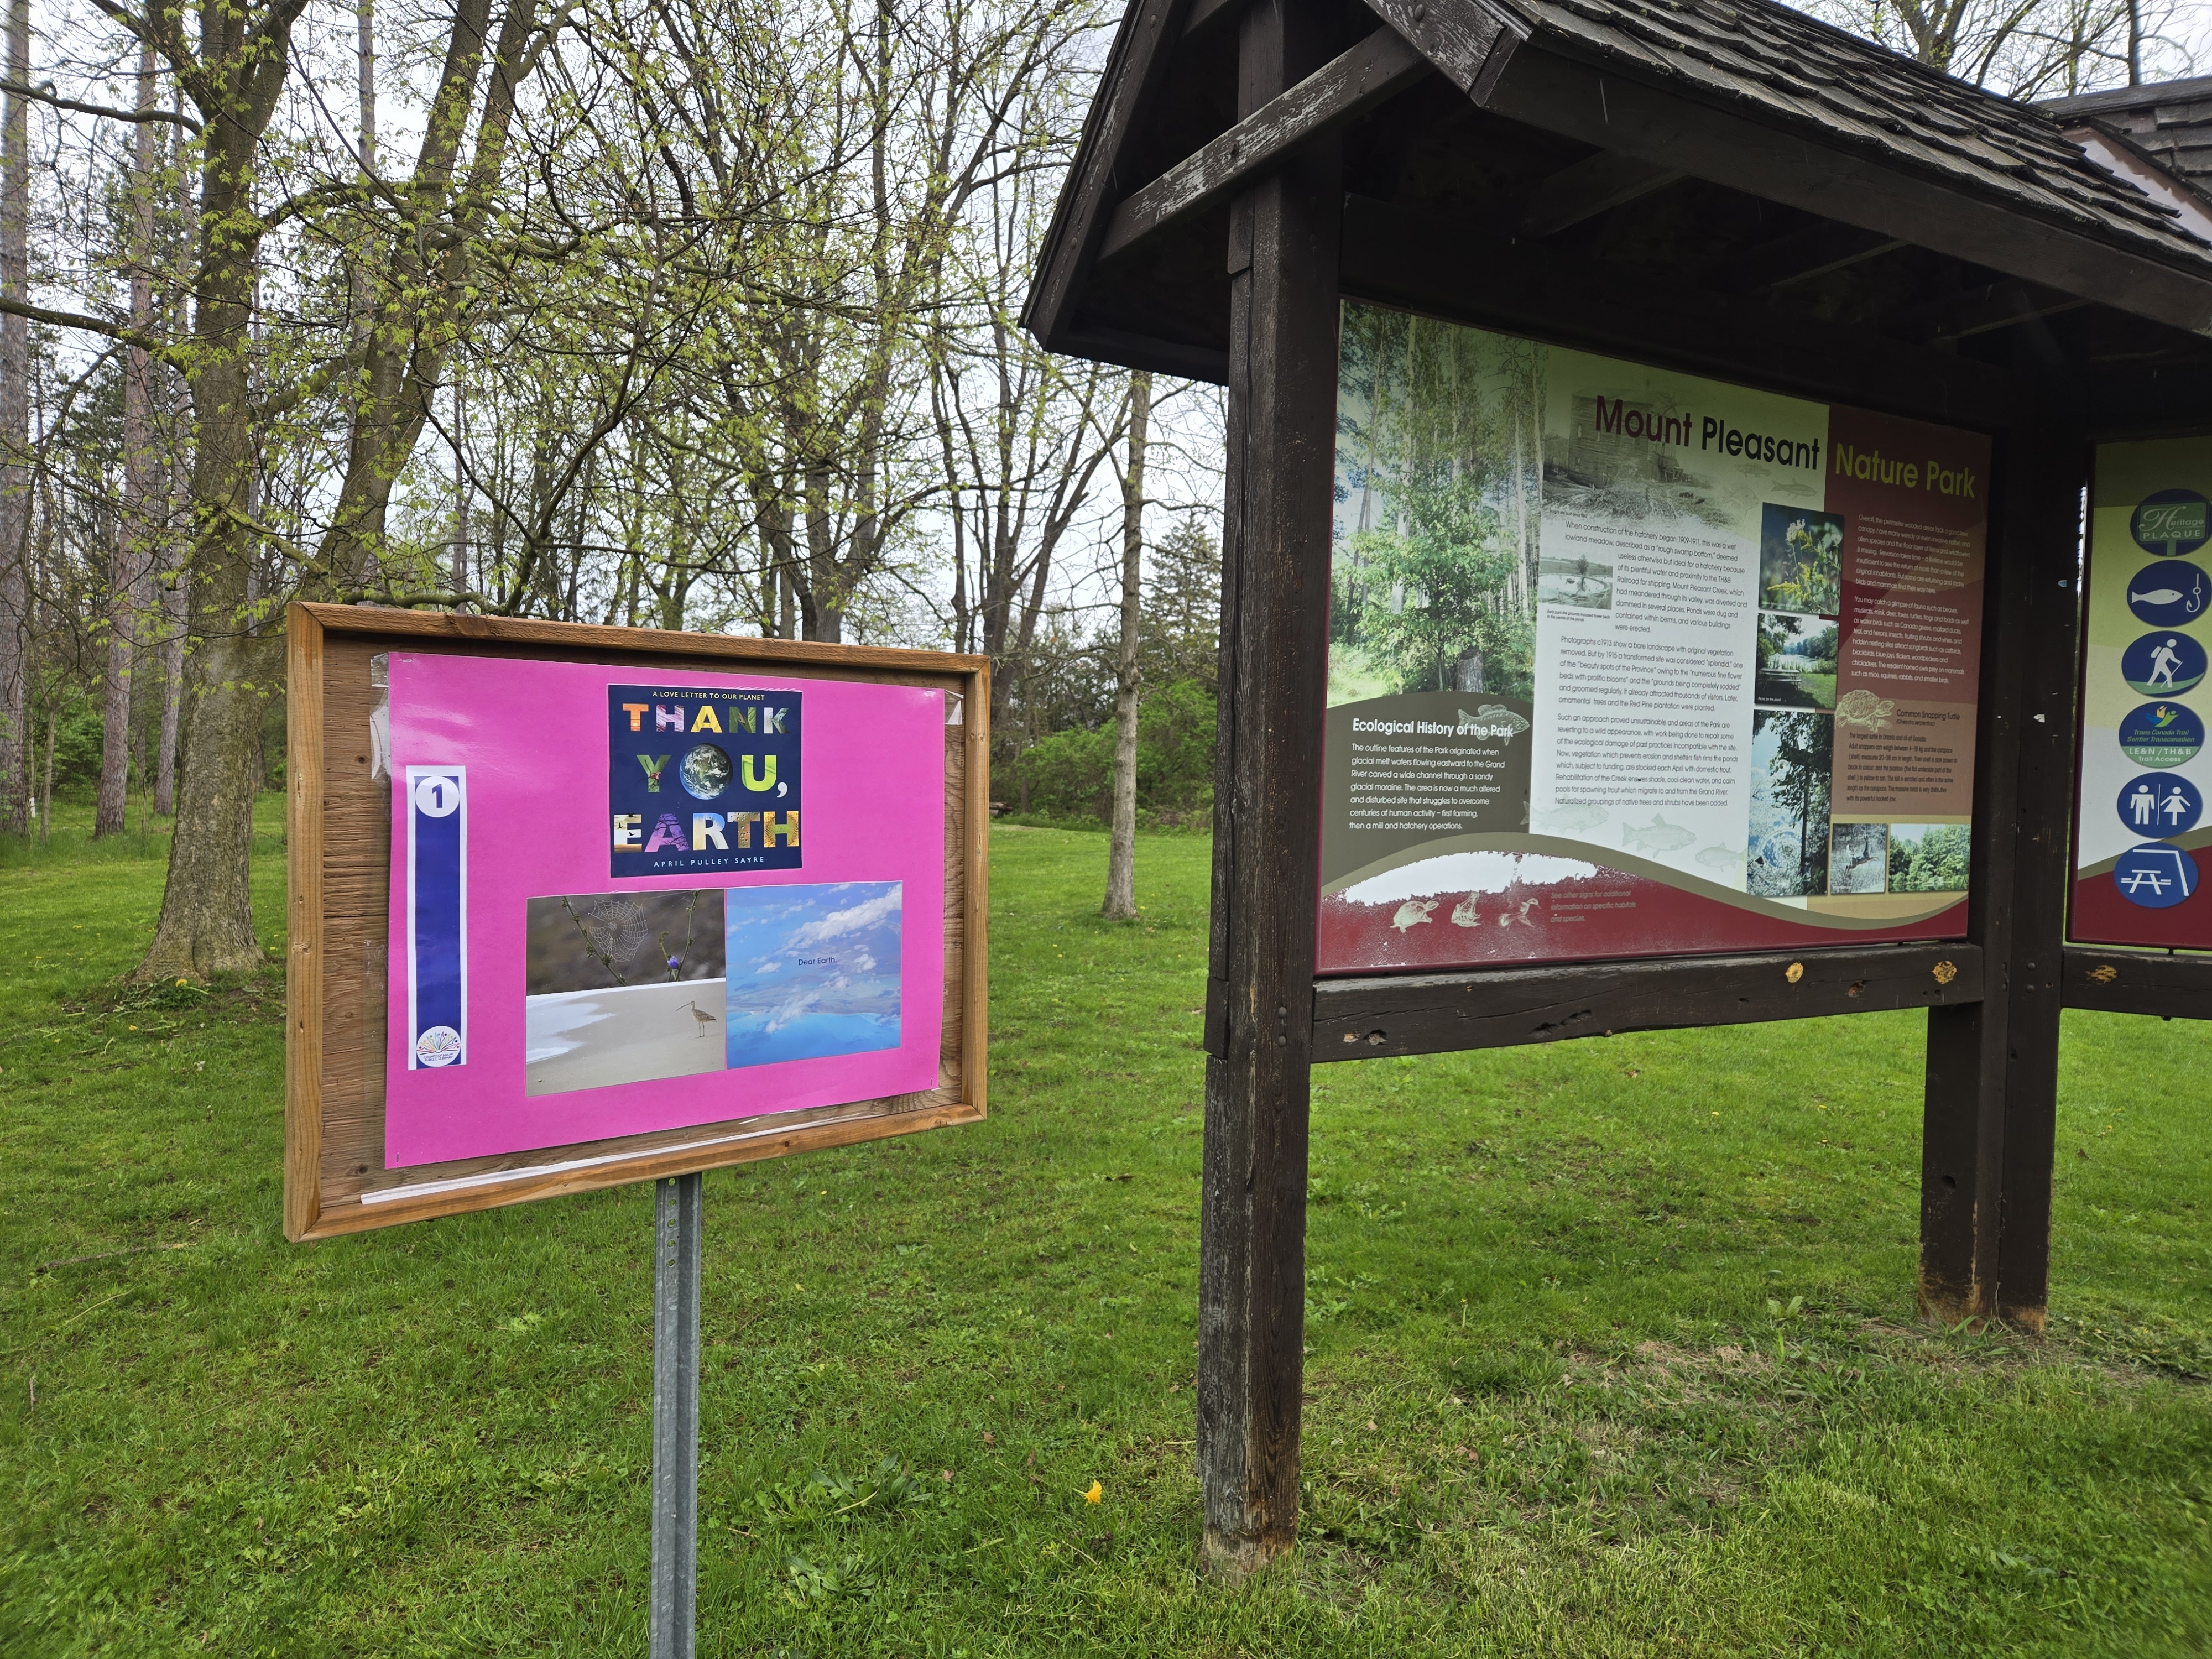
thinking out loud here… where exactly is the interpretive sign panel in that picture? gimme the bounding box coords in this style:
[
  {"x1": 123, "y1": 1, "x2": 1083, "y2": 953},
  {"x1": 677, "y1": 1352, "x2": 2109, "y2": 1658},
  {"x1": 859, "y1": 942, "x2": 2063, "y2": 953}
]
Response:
[
  {"x1": 2069, "y1": 437, "x2": 2212, "y2": 946},
  {"x1": 285, "y1": 606, "x2": 989, "y2": 1240},
  {"x1": 1321, "y1": 302, "x2": 1989, "y2": 971}
]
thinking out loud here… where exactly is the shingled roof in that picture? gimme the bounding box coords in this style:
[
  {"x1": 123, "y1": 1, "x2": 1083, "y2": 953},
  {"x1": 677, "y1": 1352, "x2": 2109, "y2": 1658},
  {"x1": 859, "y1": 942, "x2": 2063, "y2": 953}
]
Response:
[
  {"x1": 1489, "y1": 0, "x2": 2212, "y2": 269},
  {"x1": 2041, "y1": 74, "x2": 2212, "y2": 192},
  {"x1": 1030, "y1": 0, "x2": 2212, "y2": 371}
]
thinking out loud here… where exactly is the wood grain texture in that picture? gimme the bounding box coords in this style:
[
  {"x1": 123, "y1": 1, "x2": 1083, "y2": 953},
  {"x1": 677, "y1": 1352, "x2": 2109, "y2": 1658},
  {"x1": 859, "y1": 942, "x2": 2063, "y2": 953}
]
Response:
[
  {"x1": 1481, "y1": 44, "x2": 2212, "y2": 338},
  {"x1": 284, "y1": 608, "x2": 328, "y2": 1241},
  {"x1": 1918, "y1": 426, "x2": 2085, "y2": 1331},
  {"x1": 1359, "y1": 0, "x2": 1525, "y2": 96},
  {"x1": 1197, "y1": 0, "x2": 1340, "y2": 1580},
  {"x1": 283, "y1": 606, "x2": 990, "y2": 1241},
  {"x1": 1984, "y1": 427, "x2": 2088, "y2": 1332},
  {"x1": 1312, "y1": 942, "x2": 1984, "y2": 1059},
  {"x1": 2060, "y1": 947, "x2": 2212, "y2": 1018},
  {"x1": 1098, "y1": 27, "x2": 1428, "y2": 262}
]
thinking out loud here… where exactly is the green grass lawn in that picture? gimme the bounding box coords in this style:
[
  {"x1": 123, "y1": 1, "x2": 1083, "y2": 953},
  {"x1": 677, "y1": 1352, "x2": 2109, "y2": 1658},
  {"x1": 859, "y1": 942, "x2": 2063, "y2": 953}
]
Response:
[{"x1": 3, "y1": 808, "x2": 2210, "y2": 1656}]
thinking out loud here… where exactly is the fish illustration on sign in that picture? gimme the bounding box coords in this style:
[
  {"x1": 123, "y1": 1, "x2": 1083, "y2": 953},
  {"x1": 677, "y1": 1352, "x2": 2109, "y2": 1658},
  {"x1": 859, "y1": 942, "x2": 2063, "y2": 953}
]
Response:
[
  {"x1": 1535, "y1": 803, "x2": 1608, "y2": 835},
  {"x1": 1835, "y1": 688, "x2": 1897, "y2": 731},
  {"x1": 1623, "y1": 815, "x2": 1697, "y2": 852},
  {"x1": 1391, "y1": 899, "x2": 1437, "y2": 932},
  {"x1": 1697, "y1": 842, "x2": 1745, "y2": 871},
  {"x1": 1457, "y1": 703, "x2": 1530, "y2": 738},
  {"x1": 1449, "y1": 896, "x2": 1483, "y2": 927}
]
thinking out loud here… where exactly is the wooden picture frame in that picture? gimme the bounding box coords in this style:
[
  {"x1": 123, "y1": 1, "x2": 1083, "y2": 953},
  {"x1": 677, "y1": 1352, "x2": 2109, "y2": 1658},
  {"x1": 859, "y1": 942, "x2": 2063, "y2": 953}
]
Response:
[{"x1": 284, "y1": 603, "x2": 990, "y2": 1242}]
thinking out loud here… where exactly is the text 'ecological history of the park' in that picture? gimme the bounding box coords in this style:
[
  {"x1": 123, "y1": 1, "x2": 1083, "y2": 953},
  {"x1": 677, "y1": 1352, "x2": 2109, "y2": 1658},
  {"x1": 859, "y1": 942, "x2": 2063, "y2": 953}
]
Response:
[
  {"x1": 2070, "y1": 437, "x2": 2212, "y2": 946},
  {"x1": 1320, "y1": 302, "x2": 1987, "y2": 971}
]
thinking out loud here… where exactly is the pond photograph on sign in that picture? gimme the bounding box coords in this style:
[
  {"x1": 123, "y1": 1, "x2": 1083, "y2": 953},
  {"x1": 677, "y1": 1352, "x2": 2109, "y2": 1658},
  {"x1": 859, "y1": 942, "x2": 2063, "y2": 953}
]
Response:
[
  {"x1": 1321, "y1": 303, "x2": 1988, "y2": 971},
  {"x1": 2070, "y1": 437, "x2": 2212, "y2": 947}
]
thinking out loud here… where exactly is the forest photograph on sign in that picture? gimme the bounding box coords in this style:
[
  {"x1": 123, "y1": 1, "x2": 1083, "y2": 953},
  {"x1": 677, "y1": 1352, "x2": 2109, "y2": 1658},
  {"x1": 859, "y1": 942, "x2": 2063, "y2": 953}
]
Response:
[
  {"x1": 2069, "y1": 437, "x2": 2212, "y2": 947},
  {"x1": 1321, "y1": 304, "x2": 1987, "y2": 971}
]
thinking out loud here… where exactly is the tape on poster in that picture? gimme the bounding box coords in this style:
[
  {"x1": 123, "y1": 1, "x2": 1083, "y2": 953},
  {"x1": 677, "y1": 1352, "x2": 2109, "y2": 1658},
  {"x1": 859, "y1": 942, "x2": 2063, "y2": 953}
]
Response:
[{"x1": 406, "y1": 766, "x2": 467, "y2": 1068}]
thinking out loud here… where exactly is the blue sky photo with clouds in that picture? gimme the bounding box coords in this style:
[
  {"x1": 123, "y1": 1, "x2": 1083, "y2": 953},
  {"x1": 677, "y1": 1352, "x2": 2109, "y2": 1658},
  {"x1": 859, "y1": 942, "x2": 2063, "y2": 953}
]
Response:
[{"x1": 722, "y1": 882, "x2": 903, "y2": 1068}]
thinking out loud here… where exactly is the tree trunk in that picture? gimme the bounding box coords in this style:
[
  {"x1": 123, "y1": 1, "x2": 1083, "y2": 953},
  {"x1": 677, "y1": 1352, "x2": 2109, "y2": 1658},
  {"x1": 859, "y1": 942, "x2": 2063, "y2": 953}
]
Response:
[
  {"x1": 452, "y1": 380, "x2": 469, "y2": 596},
  {"x1": 1104, "y1": 371, "x2": 1150, "y2": 920},
  {"x1": 0, "y1": 0, "x2": 25, "y2": 835},
  {"x1": 101, "y1": 43, "x2": 161, "y2": 839}
]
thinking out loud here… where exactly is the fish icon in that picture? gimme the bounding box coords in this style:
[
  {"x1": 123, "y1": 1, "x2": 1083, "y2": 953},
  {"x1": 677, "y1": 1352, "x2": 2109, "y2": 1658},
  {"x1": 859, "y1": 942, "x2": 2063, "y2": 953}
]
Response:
[
  {"x1": 1449, "y1": 896, "x2": 1483, "y2": 927},
  {"x1": 1623, "y1": 814, "x2": 1696, "y2": 853},
  {"x1": 1536, "y1": 803, "x2": 1608, "y2": 835},
  {"x1": 1697, "y1": 842, "x2": 1744, "y2": 870},
  {"x1": 2135, "y1": 587, "x2": 2187, "y2": 607},
  {"x1": 1391, "y1": 899, "x2": 1437, "y2": 932}
]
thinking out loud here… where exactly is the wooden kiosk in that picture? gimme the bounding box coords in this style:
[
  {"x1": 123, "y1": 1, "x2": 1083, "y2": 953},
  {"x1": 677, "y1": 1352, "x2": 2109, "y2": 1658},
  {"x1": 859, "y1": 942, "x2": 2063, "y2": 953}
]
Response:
[{"x1": 1026, "y1": 0, "x2": 2212, "y2": 1576}]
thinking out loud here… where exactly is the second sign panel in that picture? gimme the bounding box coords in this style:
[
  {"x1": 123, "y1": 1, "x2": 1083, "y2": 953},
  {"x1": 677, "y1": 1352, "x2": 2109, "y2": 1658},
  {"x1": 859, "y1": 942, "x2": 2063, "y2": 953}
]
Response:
[{"x1": 1322, "y1": 301, "x2": 1987, "y2": 971}]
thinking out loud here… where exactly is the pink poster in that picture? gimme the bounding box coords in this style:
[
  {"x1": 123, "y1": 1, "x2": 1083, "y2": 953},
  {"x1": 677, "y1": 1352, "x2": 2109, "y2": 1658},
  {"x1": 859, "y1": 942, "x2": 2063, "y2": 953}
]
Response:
[{"x1": 382, "y1": 653, "x2": 946, "y2": 1168}]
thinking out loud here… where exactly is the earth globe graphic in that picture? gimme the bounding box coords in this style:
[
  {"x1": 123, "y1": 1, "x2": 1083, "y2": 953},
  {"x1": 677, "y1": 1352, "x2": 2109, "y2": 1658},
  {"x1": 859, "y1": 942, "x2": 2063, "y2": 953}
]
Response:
[{"x1": 681, "y1": 743, "x2": 732, "y2": 800}]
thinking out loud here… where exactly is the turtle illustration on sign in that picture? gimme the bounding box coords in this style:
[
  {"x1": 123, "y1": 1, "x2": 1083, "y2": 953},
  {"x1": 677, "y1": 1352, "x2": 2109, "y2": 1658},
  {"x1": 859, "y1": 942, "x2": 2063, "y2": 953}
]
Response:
[
  {"x1": 1391, "y1": 899, "x2": 1438, "y2": 932},
  {"x1": 1835, "y1": 688, "x2": 1897, "y2": 731}
]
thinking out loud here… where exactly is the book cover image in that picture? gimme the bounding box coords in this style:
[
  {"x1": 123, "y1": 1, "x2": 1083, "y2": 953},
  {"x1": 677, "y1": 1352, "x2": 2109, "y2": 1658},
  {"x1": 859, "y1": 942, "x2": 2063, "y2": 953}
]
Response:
[{"x1": 609, "y1": 684, "x2": 801, "y2": 877}]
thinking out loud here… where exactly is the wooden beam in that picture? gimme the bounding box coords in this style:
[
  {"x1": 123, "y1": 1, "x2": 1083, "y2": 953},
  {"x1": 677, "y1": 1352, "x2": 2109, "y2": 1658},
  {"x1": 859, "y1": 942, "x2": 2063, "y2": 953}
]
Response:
[
  {"x1": 1901, "y1": 279, "x2": 2089, "y2": 342},
  {"x1": 1183, "y1": 0, "x2": 1244, "y2": 36},
  {"x1": 1520, "y1": 150, "x2": 1681, "y2": 238},
  {"x1": 1197, "y1": 0, "x2": 1341, "y2": 1584},
  {"x1": 1480, "y1": 44, "x2": 2212, "y2": 338},
  {"x1": 1022, "y1": 0, "x2": 1194, "y2": 352},
  {"x1": 1312, "y1": 943, "x2": 1983, "y2": 1060},
  {"x1": 1716, "y1": 222, "x2": 1907, "y2": 294},
  {"x1": 1339, "y1": 195, "x2": 2028, "y2": 432},
  {"x1": 1358, "y1": 0, "x2": 1525, "y2": 97},
  {"x1": 2060, "y1": 947, "x2": 2212, "y2": 1019},
  {"x1": 1099, "y1": 27, "x2": 1429, "y2": 264},
  {"x1": 1918, "y1": 424, "x2": 2086, "y2": 1333},
  {"x1": 1055, "y1": 322, "x2": 1230, "y2": 385}
]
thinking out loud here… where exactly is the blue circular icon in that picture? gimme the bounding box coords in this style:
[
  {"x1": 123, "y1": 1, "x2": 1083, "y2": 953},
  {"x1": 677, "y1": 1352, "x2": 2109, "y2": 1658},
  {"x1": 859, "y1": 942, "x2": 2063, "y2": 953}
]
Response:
[
  {"x1": 2126, "y1": 561, "x2": 2211, "y2": 625},
  {"x1": 2113, "y1": 842, "x2": 2199, "y2": 909},
  {"x1": 2122, "y1": 631, "x2": 2208, "y2": 695},
  {"x1": 2117, "y1": 773, "x2": 2203, "y2": 836},
  {"x1": 2119, "y1": 700, "x2": 2205, "y2": 768},
  {"x1": 2132, "y1": 488, "x2": 2212, "y2": 557}
]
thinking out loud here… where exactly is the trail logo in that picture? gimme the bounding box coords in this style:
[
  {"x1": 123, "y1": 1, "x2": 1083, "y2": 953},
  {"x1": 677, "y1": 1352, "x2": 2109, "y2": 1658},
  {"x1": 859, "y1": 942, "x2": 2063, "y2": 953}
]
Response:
[{"x1": 609, "y1": 684, "x2": 802, "y2": 876}]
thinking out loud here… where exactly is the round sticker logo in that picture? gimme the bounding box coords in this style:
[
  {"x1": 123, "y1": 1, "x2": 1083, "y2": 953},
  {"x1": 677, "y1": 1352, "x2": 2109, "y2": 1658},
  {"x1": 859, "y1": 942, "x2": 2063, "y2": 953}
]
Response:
[
  {"x1": 413, "y1": 774, "x2": 462, "y2": 817},
  {"x1": 2117, "y1": 773, "x2": 2203, "y2": 837},
  {"x1": 2122, "y1": 631, "x2": 2208, "y2": 695},
  {"x1": 2132, "y1": 488, "x2": 2212, "y2": 557},
  {"x1": 2112, "y1": 842, "x2": 2199, "y2": 909},
  {"x1": 2118, "y1": 701, "x2": 2205, "y2": 768},
  {"x1": 2125, "y1": 562, "x2": 2210, "y2": 625},
  {"x1": 414, "y1": 1025, "x2": 463, "y2": 1067}
]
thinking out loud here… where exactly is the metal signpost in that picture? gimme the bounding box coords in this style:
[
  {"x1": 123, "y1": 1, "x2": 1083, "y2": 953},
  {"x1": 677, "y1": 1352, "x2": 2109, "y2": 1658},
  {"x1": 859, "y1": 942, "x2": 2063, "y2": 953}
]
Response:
[{"x1": 649, "y1": 1173, "x2": 703, "y2": 1658}]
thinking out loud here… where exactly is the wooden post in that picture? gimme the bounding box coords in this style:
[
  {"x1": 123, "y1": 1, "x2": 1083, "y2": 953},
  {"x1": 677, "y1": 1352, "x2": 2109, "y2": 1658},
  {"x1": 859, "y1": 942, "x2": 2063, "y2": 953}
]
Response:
[
  {"x1": 1919, "y1": 421, "x2": 2083, "y2": 1328},
  {"x1": 1197, "y1": 0, "x2": 1342, "y2": 1582}
]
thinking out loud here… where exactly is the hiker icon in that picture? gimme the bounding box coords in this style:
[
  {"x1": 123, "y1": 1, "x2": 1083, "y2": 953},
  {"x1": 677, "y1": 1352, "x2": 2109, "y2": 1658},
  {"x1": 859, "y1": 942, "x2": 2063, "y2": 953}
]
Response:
[
  {"x1": 2123, "y1": 629, "x2": 2208, "y2": 695},
  {"x1": 2118, "y1": 773, "x2": 2203, "y2": 836},
  {"x1": 2113, "y1": 842, "x2": 2199, "y2": 909}
]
